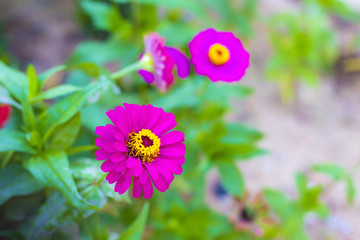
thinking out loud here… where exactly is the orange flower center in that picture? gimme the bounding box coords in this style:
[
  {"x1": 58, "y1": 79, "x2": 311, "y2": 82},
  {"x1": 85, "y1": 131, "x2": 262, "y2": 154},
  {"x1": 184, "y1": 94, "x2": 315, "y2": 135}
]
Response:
[
  {"x1": 126, "y1": 129, "x2": 161, "y2": 163},
  {"x1": 208, "y1": 43, "x2": 230, "y2": 65}
]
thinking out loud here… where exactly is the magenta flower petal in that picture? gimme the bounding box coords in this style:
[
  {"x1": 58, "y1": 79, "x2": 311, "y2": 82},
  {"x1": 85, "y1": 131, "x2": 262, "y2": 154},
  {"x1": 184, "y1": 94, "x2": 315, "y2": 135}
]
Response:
[
  {"x1": 113, "y1": 142, "x2": 128, "y2": 152},
  {"x1": 143, "y1": 105, "x2": 164, "y2": 130},
  {"x1": 165, "y1": 47, "x2": 190, "y2": 78},
  {"x1": 189, "y1": 28, "x2": 249, "y2": 82},
  {"x1": 101, "y1": 160, "x2": 117, "y2": 172},
  {"x1": 154, "y1": 163, "x2": 174, "y2": 184},
  {"x1": 161, "y1": 131, "x2": 185, "y2": 146},
  {"x1": 151, "y1": 112, "x2": 176, "y2": 136},
  {"x1": 143, "y1": 178, "x2": 153, "y2": 199},
  {"x1": 160, "y1": 143, "x2": 186, "y2": 157},
  {"x1": 95, "y1": 104, "x2": 186, "y2": 199},
  {"x1": 106, "y1": 170, "x2": 121, "y2": 184},
  {"x1": 115, "y1": 160, "x2": 127, "y2": 173},
  {"x1": 132, "y1": 177, "x2": 143, "y2": 198},
  {"x1": 94, "y1": 125, "x2": 117, "y2": 139},
  {"x1": 114, "y1": 169, "x2": 132, "y2": 194},
  {"x1": 156, "y1": 157, "x2": 183, "y2": 175},
  {"x1": 111, "y1": 152, "x2": 127, "y2": 163},
  {"x1": 138, "y1": 33, "x2": 190, "y2": 91},
  {"x1": 153, "y1": 175, "x2": 170, "y2": 192},
  {"x1": 0, "y1": 104, "x2": 11, "y2": 129},
  {"x1": 138, "y1": 69, "x2": 154, "y2": 84},
  {"x1": 95, "y1": 149, "x2": 111, "y2": 160}
]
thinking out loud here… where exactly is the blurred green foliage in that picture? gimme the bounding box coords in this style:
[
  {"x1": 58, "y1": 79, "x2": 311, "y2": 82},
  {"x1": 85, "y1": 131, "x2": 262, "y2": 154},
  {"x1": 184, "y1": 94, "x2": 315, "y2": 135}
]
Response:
[{"x1": 266, "y1": 0, "x2": 360, "y2": 102}]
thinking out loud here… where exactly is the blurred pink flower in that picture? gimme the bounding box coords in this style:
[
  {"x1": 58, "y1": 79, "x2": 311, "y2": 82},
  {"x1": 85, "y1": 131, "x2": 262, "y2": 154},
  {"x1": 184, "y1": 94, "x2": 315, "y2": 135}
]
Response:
[
  {"x1": 138, "y1": 33, "x2": 190, "y2": 91},
  {"x1": 95, "y1": 103, "x2": 185, "y2": 199},
  {"x1": 189, "y1": 28, "x2": 249, "y2": 82},
  {"x1": 0, "y1": 104, "x2": 11, "y2": 129}
]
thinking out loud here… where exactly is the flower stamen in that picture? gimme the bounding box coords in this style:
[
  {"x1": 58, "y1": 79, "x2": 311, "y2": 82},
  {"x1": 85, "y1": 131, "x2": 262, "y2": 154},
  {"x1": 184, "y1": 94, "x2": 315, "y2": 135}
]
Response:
[
  {"x1": 126, "y1": 129, "x2": 161, "y2": 163},
  {"x1": 208, "y1": 43, "x2": 230, "y2": 65}
]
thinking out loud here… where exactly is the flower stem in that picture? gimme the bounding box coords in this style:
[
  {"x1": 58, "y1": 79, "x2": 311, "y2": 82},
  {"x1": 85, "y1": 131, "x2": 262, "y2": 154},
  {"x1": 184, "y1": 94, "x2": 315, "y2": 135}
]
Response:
[{"x1": 111, "y1": 61, "x2": 143, "y2": 80}]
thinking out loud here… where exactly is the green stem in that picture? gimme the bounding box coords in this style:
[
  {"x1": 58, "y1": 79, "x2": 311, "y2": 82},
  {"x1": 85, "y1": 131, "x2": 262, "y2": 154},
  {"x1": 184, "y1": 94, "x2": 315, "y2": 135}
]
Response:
[
  {"x1": 67, "y1": 145, "x2": 98, "y2": 155},
  {"x1": 111, "y1": 61, "x2": 143, "y2": 80}
]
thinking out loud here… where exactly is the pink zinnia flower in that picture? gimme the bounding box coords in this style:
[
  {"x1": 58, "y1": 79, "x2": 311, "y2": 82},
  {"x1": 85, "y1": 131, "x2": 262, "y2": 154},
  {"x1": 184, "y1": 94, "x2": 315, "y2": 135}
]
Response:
[
  {"x1": 0, "y1": 104, "x2": 11, "y2": 129},
  {"x1": 95, "y1": 103, "x2": 185, "y2": 199},
  {"x1": 189, "y1": 28, "x2": 249, "y2": 82},
  {"x1": 138, "y1": 33, "x2": 190, "y2": 91}
]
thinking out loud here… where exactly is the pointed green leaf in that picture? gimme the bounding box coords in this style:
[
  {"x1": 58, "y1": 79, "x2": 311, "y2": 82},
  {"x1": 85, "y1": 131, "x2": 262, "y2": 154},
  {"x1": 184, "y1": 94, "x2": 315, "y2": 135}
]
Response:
[
  {"x1": 48, "y1": 113, "x2": 81, "y2": 150},
  {"x1": 264, "y1": 189, "x2": 293, "y2": 220},
  {"x1": 346, "y1": 176, "x2": 356, "y2": 203},
  {"x1": 118, "y1": 202, "x2": 149, "y2": 240},
  {"x1": 217, "y1": 161, "x2": 245, "y2": 196},
  {"x1": 40, "y1": 80, "x2": 107, "y2": 143},
  {"x1": 32, "y1": 84, "x2": 82, "y2": 102},
  {"x1": 27, "y1": 191, "x2": 68, "y2": 240},
  {"x1": 0, "y1": 86, "x2": 21, "y2": 109},
  {"x1": 312, "y1": 163, "x2": 345, "y2": 180},
  {"x1": 24, "y1": 150, "x2": 96, "y2": 209},
  {"x1": 38, "y1": 65, "x2": 66, "y2": 90},
  {"x1": 21, "y1": 99, "x2": 38, "y2": 131},
  {"x1": 27, "y1": 64, "x2": 38, "y2": 99},
  {"x1": 0, "y1": 163, "x2": 43, "y2": 205},
  {"x1": 0, "y1": 129, "x2": 35, "y2": 153},
  {"x1": 0, "y1": 61, "x2": 28, "y2": 102},
  {"x1": 79, "y1": 215, "x2": 109, "y2": 240}
]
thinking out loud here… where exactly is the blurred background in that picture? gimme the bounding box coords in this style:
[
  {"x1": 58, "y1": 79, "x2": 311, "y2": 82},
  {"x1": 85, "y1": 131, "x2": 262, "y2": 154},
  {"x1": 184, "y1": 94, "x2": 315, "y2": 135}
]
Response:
[{"x1": 1, "y1": 0, "x2": 360, "y2": 239}]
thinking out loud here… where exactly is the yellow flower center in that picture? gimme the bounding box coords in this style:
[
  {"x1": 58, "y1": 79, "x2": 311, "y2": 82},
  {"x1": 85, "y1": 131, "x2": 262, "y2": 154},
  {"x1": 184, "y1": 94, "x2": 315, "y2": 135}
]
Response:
[
  {"x1": 208, "y1": 43, "x2": 230, "y2": 66},
  {"x1": 126, "y1": 129, "x2": 161, "y2": 163}
]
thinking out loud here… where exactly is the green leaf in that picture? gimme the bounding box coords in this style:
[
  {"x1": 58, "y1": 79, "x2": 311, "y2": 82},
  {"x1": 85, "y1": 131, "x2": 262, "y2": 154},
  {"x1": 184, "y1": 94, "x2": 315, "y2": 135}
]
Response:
[
  {"x1": 67, "y1": 62, "x2": 103, "y2": 77},
  {"x1": 134, "y1": 0, "x2": 207, "y2": 19},
  {"x1": 71, "y1": 158, "x2": 102, "y2": 181},
  {"x1": 27, "y1": 191, "x2": 68, "y2": 240},
  {"x1": 217, "y1": 161, "x2": 245, "y2": 196},
  {"x1": 204, "y1": 83, "x2": 253, "y2": 103},
  {"x1": 32, "y1": 84, "x2": 82, "y2": 102},
  {"x1": 0, "y1": 60, "x2": 28, "y2": 102},
  {"x1": 27, "y1": 64, "x2": 39, "y2": 99},
  {"x1": 0, "y1": 129, "x2": 35, "y2": 153},
  {"x1": 25, "y1": 130, "x2": 42, "y2": 147},
  {"x1": 82, "y1": 185, "x2": 107, "y2": 210},
  {"x1": 264, "y1": 189, "x2": 292, "y2": 220},
  {"x1": 111, "y1": 0, "x2": 130, "y2": 3},
  {"x1": 80, "y1": 1, "x2": 126, "y2": 32},
  {"x1": 0, "y1": 163, "x2": 43, "y2": 205},
  {"x1": 40, "y1": 80, "x2": 107, "y2": 143},
  {"x1": 79, "y1": 215, "x2": 109, "y2": 240},
  {"x1": 101, "y1": 182, "x2": 131, "y2": 204},
  {"x1": 345, "y1": 176, "x2": 356, "y2": 203},
  {"x1": 118, "y1": 202, "x2": 150, "y2": 240},
  {"x1": 38, "y1": 65, "x2": 66, "y2": 90},
  {"x1": 67, "y1": 41, "x2": 137, "y2": 66},
  {"x1": 0, "y1": 86, "x2": 21, "y2": 109},
  {"x1": 21, "y1": 98, "x2": 38, "y2": 131},
  {"x1": 312, "y1": 163, "x2": 345, "y2": 180},
  {"x1": 24, "y1": 150, "x2": 96, "y2": 209},
  {"x1": 221, "y1": 123, "x2": 263, "y2": 144},
  {"x1": 48, "y1": 113, "x2": 81, "y2": 150}
]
